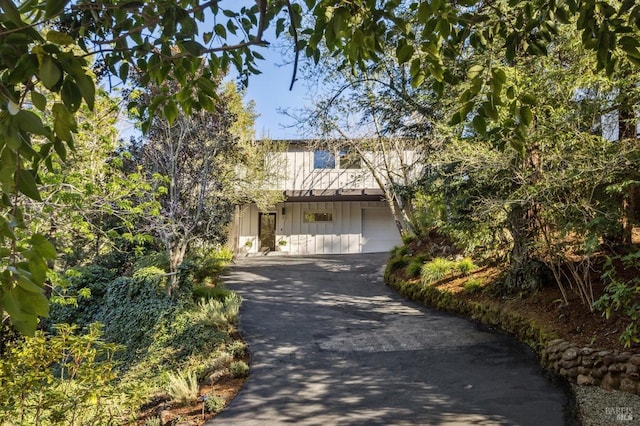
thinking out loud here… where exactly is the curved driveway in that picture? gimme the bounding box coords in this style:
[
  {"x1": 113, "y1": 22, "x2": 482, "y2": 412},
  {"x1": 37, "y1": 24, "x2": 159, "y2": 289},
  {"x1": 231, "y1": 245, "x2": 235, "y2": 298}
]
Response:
[{"x1": 208, "y1": 254, "x2": 569, "y2": 425}]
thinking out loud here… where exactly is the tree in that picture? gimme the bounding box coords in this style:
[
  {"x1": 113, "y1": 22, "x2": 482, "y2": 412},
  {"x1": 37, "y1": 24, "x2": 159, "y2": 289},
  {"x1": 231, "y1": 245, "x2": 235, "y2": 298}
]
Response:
[
  {"x1": 294, "y1": 52, "x2": 442, "y2": 237},
  {"x1": 135, "y1": 81, "x2": 283, "y2": 288},
  {"x1": 2, "y1": 0, "x2": 640, "y2": 334},
  {"x1": 0, "y1": 0, "x2": 303, "y2": 334}
]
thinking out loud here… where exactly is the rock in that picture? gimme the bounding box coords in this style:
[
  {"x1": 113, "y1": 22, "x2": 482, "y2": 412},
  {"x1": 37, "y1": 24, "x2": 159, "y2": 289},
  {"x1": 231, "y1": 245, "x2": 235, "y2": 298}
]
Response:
[
  {"x1": 603, "y1": 354, "x2": 615, "y2": 366},
  {"x1": 160, "y1": 410, "x2": 174, "y2": 425},
  {"x1": 619, "y1": 378, "x2": 638, "y2": 394},
  {"x1": 626, "y1": 364, "x2": 639, "y2": 375},
  {"x1": 577, "y1": 374, "x2": 595, "y2": 386},
  {"x1": 629, "y1": 355, "x2": 640, "y2": 366},
  {"x1": 581, "y1": 357, "x2": 594, "y2": 368},
  {"x1": 547, "y1": 338, "x2": 565, "y2": 347},
  {"x1": 553, "y1": 341, "x2": 572, "y2": 353},
  {"x1": 565, "y1": 367, "x2": 579, "y2": 378},
  {"x1": 593, "y1": 366, "x2": 609, "y2": 379},
  {"x1": 601, "y1": 373, "x2": 620, "y2": 390},
  {"x1": 578, "y1": 366, "x2": 591, "y2": 375},
  {"x1": 615, "y1": 353, "x2": 631, "y2": 363},
  {"x1": 580, "y1": 347, "x2": 595, "y2": 356},
  {"x1": 608, "y1": 363, "x2": 626, "y2": 373},
  {"x1": 562, "y1": 347, "x2": 579, "y2": 361},
  {"x1": 560, "y1": 359, "x2": 580, "y2": 369}
]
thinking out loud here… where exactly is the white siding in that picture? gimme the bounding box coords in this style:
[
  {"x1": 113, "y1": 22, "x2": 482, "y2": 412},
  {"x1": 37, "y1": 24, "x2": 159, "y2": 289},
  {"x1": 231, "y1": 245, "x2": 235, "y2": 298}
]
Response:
[
  {"x1": 235, "y1": 200, "x2": 399, "y2": 254},
  {"x1": 273, "y1": 149, "x2": 420, "y2": 191}
]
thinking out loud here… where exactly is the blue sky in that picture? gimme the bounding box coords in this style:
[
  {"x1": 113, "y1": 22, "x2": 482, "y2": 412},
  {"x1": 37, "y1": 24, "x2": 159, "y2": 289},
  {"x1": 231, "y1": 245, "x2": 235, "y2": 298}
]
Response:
[{"x1": 241, "y1": 43, "x2": 309, "y2": 140}]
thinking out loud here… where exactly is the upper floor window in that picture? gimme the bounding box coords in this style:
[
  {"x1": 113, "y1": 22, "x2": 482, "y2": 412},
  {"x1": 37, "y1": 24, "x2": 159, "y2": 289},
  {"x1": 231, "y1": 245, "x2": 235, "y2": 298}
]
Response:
[
  {"x1": 313, "y1": 150, "x2": 335, "y2": 169},
  {"x1": 338, "y1": 150, "x2": 361, "y2": 169}
]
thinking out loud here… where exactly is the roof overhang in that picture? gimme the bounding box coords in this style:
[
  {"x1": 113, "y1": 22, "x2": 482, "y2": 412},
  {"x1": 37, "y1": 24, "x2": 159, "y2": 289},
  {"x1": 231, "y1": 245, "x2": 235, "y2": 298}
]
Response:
[{"x1": 282, "y1": 188, "x2": 386, "y2": 202}]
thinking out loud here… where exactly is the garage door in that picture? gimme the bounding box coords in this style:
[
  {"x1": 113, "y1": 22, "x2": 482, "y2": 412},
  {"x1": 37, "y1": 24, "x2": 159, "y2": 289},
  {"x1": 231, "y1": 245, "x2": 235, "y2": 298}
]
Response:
[{"x1": 361, "y1": 209, "x2": 402, "y2": 253}]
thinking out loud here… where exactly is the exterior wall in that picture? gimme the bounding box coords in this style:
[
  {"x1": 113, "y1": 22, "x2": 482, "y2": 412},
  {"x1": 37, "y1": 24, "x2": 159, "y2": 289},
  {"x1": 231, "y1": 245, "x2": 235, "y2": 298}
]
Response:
[
  {"x1": 234, "y1": 200, "x2": 402, "y2": 255},
  {"x1": 231, "y1": 142, "x2": 417, "y2": 255},
  {"x1": 272, "y1": 148, "x2": 420, "y2": 191}
]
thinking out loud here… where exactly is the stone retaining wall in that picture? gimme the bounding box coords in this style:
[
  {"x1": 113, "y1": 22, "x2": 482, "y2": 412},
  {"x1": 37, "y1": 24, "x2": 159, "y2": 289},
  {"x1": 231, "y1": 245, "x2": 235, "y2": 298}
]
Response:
[{"x1": 542, "y1": 339, "x2": 640, "y2": 394}]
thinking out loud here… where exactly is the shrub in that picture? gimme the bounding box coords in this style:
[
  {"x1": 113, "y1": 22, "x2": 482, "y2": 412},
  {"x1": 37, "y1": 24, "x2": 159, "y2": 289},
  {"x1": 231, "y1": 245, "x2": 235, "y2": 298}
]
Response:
[
  {"x1": 192, "y1": 285, "x2": 232, "y2": 301},
  {"x1": 406, "y1": 259, "x2": 424, "y2": 278},
  {"x1": 463, "y1": 277, "x2": 485, "y2": 293},
  {"x1": 205, "y1": 395, "x2": 226, "y2": 413},
  {"x1": 388, "y1": 255, "x2": 410, "y2": 273},
  {"x1": 192, "y1": 293, "x2": 242, "y2": 330},
  {"x1": 229, "y1": 361, "x2": 249, "y2": 378},
  {"x1": 421, "y1": 257, "x2": 456, "y2": 285},
  {"x1": 48, "y1": 265, "x2": 118, "y2": 327},
  {"x1": 0, "y1": 324, "x2": 134, "y2": 424},
  {"x1": 456, "y1": 257, "x2": 478, "y2": 276},
  {"x1": 595, "y1": 253, "x2": 640, "y2": 347},
  {"x1": 134, "y1": 251, "x2": 170, "y2": 272},
  {"x1": 165, "y1": 370, "x2": 199, "y2": 405},
  {"x1": 227, "y1": 340, "x2": 247, "y2": 358}
]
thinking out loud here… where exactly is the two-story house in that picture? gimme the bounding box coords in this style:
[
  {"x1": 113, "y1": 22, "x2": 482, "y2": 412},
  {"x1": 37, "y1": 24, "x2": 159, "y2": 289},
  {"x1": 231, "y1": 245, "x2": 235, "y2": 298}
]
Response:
[{"x1": 229, "y1": 140, "x2": 414, "y2": 255}]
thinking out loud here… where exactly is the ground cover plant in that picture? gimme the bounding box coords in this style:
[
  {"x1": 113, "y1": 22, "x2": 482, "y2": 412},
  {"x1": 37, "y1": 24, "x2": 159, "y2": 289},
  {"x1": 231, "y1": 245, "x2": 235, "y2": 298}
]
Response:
[{"x1": 0, "y1": 249, "x2": 247, "y2": 425}]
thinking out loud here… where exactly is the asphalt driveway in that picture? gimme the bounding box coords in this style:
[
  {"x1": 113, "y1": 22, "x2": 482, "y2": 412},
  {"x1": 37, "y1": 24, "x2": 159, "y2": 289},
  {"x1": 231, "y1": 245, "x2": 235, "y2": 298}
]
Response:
[{"x1": 207, "y1": 253, "x2": 570, "y2": 425}]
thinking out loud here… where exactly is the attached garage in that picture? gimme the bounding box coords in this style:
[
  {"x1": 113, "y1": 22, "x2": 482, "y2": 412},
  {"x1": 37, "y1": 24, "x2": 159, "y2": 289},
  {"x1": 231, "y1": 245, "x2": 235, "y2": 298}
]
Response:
[{"x1": 361, "y1": 208, "x2": 402, "y2": 253}]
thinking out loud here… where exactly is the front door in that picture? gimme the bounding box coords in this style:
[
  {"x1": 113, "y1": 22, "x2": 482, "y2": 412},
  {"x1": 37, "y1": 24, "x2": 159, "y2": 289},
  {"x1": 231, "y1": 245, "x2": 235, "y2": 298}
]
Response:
[{"x1": 259, "y1": 213, "x2": 276, "y2": 251}]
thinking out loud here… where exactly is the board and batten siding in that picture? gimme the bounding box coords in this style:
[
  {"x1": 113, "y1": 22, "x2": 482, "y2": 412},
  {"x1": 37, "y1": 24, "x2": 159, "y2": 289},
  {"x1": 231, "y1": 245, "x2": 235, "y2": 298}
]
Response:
[
  {"x1": 235, "y1": 201, "x2": 401, "y2": 254},
  {"x1": 273, "y1": 149, "x2": 419, "y2": 191}
]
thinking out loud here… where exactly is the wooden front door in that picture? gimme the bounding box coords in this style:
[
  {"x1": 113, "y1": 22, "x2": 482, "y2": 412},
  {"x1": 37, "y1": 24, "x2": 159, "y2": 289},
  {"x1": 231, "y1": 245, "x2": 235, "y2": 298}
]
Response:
[{"x1": 259, "y1": 213, "x2": 276, "y2": 251}]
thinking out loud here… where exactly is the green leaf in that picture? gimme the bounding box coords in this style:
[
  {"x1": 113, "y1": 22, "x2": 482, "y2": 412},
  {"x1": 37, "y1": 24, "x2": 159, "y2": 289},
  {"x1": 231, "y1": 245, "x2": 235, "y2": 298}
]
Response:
[
  {"x1": 467, "y1": 64, "x2": 484, "y2": 80},
  {"x1": 521, "y1": 93, "x2": 537, "y2": 105},
  {"x1": 75, "y1": 73, "x2": 95, "y2": 111},
  {"x1": 0, "y1": 290, "x2": 38, "y2": 335},
  {"x1": 16, "y1": 110, "x2": 47, "y2": 135},
  {"x1": 472, "y1": 115, "x2": 487, "y2": 135},
  {"x1": 519, "y1": 105, "x2": 533, "y2": 125},
  {"x1": 39, "y1": 56, "x2": 62, "y2": 90},
  {"x1": 16, "y1": 273, "x2": 44, "y2": 293},
  {"x1": 0, "y1": 0, "x2": 23, "y2": 25},
  {"x1": 214, "y1": 23, "x2": 227, "y2": 38},
  {"x1": 52, "y1": 103, "x2": 76, "y2": 142},
  {"x1": 30, "y1": 234, "x2": 56, "y2": 259},
  {"x1": 16, "y1": 169, "x2": 42, "y2": 201},
  {"x1": 61, "y1": 79, "x2": 82, "y2": 112},
  {"x1": 31, "y1": 91, "x2": 47, "y2": 111},
  {"x1": 396, "y1": 44, "x2": 415, "y2": 64},
  {"x1": 45, "y1": 0, "x2": 70, "y2": 18},
  {"x1": 46, "y1": 30, "x2": 75, "y2": 45},
  {"x1": 164, "y1": 100, "x2": 179, "y2": 125}
]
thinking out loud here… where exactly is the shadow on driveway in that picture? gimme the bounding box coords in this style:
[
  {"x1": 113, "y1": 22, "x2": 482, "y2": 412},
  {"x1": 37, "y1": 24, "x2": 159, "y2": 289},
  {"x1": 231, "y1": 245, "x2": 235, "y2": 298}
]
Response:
[{"x1": 207, "y1": 253, "x2": 570, "y2": 425}]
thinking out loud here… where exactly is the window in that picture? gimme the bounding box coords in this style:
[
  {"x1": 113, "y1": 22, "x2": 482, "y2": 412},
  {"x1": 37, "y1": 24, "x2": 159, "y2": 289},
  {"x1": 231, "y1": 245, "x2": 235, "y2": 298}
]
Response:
[
  {"x1": 313, "y1": 150, "x2": 335, "y2": 169},
  {"x1": 304, "y1": 211, "x2": 333, "y2": 222},
  {"x1": 338, "y1": 150, "x2": 361, "y2": 169}
]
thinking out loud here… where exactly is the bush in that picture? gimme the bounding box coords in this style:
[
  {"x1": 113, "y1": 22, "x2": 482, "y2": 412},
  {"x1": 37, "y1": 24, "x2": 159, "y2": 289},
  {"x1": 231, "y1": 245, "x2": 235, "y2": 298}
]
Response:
[
  {"x1": 229, "y1": 361, "x2": 249, "y2": 378},
  {"x1": 191, "y1": 293, "x2": 242, "y2": 330},
  {"x1": 205, "y1": 395, "x2": 226, "y2": 413},
  {"x1": 0, "y1": 324, "x2": 135, "y2": 424},
  {"x1": 406, "y1": 259, "x2": 424, "y2": 278},
  {"x1": 94, "y1": 272, "x2": 177, "y2": 361},
  {"x1": 594, "y1": 253, "x2": 640, "y2": 347},
  {"x1": 165, "y1": 370, "x2": 199, "y2": 405},
  {"x1": 388, "y1": 255, "x2": 410, "y2": 273},
  {"x1": 192, "y1": 284, "x2": 232, "y2": 301},
  {"x1": 421, "y1": 257, "x2": 456, "y2": 285},
  {"x1": 456, "y1": 257, "x2": 478, "y2": 276},
  {"x1": 48, "y1": 265, "x2": 118, "y2": 327},
  {"x1": 463, "y1": 278, "x2": 485, "y2": 293}
]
